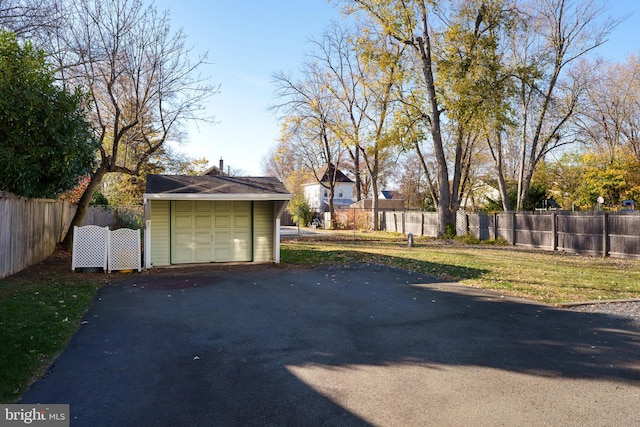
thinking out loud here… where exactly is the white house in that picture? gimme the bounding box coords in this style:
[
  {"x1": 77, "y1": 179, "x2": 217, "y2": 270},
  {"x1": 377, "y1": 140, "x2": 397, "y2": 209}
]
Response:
[{"x1": 302, "y1": 163, "x2": 355, "y2": 212}]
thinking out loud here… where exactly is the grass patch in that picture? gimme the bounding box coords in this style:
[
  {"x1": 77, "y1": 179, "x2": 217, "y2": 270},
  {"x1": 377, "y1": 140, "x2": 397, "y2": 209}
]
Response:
[
  {"x1": 281, "y1": 232, "x2": 640, "y2": 304},
  {"x1": 0, "y1": 252, "x2": 104, "y2": 403}
]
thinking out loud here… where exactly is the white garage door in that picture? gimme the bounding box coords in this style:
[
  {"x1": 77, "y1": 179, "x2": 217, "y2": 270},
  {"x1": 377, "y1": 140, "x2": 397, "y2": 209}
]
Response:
[{"x1": 171, "y1": 200, "x2": 252, "y2": 264}]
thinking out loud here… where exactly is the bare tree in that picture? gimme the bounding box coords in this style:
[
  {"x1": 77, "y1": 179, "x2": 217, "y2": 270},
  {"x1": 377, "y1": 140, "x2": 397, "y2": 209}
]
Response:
[
  {"x1": 273, "y1": 22, "x2": 404, "y2": 229},
  {"x1": 392, "y1": 153, "x2": 432, "y2": 210},
  {"x1": 272, "y1": 67, "x2": 346, "y2": 219},
  {"x1": 0, "y1": 0, "x2": 61, "y2": 37},
  {"x1": 308, "y1": 22, "x2": 368, "y2": 202},
  {"x1": 261, "y1": 139, "x2": 312, "y2": 197},
  {"x1": 507, "y1": 0, "x2": 616, "y2": 210},
  {"x1": 575, "y1": 55, "x2": 640, "y2": 163},
  {"x1": 49, "y1": 0, "x2": 216, "y2": 248}
]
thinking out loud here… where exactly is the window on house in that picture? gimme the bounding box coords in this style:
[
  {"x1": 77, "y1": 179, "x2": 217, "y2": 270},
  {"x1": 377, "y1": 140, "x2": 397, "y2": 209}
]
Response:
[
  {"x1": 324, "y1": 190, "x2": 328, "y2": 197},
  {"x1": 339, "y1": 191, "x2": 343, "y2": 198}
]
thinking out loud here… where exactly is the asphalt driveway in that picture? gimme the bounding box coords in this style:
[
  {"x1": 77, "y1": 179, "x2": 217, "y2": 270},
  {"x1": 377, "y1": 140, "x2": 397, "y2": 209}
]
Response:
[{"x1": 20, "y1": 264, "x2": 640, "y2": 426}]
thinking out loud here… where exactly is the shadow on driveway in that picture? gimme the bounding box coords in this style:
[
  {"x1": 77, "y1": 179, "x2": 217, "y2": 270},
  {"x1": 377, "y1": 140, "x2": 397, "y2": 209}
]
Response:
[{"x1": 21, "y1": 264, "x2": 640, "y2": 426}]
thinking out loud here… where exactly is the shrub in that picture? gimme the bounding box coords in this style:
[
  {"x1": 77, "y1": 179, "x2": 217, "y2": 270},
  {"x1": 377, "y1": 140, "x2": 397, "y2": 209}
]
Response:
[
  {"x1": 456, "y1": 233, "x2": 482, "y2": 245},
  {"x1": 287, "y1": 195, "x2": 314, "y2": 226},
  {"x1": 90, "y1": 191, "x2": 109, "y2": 206}
]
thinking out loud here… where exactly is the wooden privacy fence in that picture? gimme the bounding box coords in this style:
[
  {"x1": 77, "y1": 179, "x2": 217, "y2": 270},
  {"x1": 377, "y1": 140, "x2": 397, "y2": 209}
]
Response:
[
  {"x1": 0, "y1": 192, "x2": 144, "y2": 278},
  {"x1": 0, "y1": 192, "x2": 76, "y2": 278},
  {"x1": 379, "y1": 209, "x2": 640, "y2": 259},
  {"x1": 328, "y1": 208, "x2": 435, "y2": 233},
  {"x1": 461, "y1": 211, "x2": 640, "y2": 259},
  {"x1": 381, "y1": 210, "x2": 441, "y2": 237}
]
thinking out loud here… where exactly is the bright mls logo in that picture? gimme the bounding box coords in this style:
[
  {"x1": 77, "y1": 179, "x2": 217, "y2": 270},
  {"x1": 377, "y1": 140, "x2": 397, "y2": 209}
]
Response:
[{"x1": 0, "y1": 405, "x2": 69, "y2": 427}]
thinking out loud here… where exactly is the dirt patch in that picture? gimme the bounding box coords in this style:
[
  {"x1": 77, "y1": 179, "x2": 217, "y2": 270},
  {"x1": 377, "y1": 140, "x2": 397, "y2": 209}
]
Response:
[
  {"x1": 0, "y1": 248, "x2": 111, "y2": 288},
  {"x1": 1, "y1": 248, "x2": 279, "y2": 289}
]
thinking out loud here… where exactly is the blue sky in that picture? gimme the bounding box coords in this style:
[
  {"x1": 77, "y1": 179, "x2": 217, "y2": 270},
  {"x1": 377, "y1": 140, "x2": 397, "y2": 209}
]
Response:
[
  {"x1": 155, "y1": 0, "x2": 640, "y2": 176},
  {"x1": 154, "y1": 0, "x2": 343, "y2": 175}
]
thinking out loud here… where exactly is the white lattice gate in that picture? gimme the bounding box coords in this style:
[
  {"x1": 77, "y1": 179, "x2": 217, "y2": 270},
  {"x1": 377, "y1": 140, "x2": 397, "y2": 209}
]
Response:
[
  {"x1": 72, "y1": 225, "x2": 109, "y2": 271},
  {"x1": 72, "y1": 225, "x2": 142, "y2": 272},
  {"x1": 108, "y1": 228, "x2": 141, "y2": 273}
]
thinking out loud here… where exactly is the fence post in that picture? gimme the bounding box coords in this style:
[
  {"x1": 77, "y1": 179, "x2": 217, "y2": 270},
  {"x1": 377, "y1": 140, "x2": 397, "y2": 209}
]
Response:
[
  {"x1": 466, "y1": 212, "x2": 470, "y2": 237},
  {"x1": 511, "y1": 211, "x2": 516, "y2": 245},
  {"x1": 602, "y1": 212, "x2": 609, "y2": 257},
  {"x1": 552, "y1": 212, "x2": 557, "y2": 251},
  {"x1": 352, "y1": 208, "x2": 356, "y2": 240},
  {"x1": 145, "y1": 220, "x2": 151, "y2": 269}
]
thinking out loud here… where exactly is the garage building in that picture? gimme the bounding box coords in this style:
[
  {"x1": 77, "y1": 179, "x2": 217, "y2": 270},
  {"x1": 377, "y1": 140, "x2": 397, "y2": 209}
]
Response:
[{"x1": 143, "y1": 174, "x2": 291, "y2": 267}]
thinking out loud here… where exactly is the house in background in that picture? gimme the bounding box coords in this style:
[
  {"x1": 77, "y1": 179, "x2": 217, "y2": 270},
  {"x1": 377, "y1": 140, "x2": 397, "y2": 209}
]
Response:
[
  {"x1": 303, "y1": 163, "x2": 355, "y2": 212},
  {"x1": 203, "y1": 157, "x2": 226, "y2": 176},
  {"x1": 460, "y1": 180, "x2": 501, "y2": 210},
  {"x1": 143, "y1": 173, "x2": 291, "y2": 267}
]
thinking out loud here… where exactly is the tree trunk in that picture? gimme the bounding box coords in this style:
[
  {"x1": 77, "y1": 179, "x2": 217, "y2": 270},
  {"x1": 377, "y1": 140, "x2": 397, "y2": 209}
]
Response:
[
  {"x1": 519, "y1": 169, "x2": 534, "y2": 211},
  {"x1": 413, "y1": 139, "x2": 438, "y2": 208},
  {"x1": 516, "y1": 85, "x2": 528, "y2": 211},
  {"x1": 61, "y1": 165, "x2": 108, "y2": 250},
  {"x1": 496, "y1": 158, "x2": 511, "y2": 212},
  {"x1": 450, "y1": 127, "x2": 465, "y2": 217},
  {"x1": 371, "y1": 176, "x2": 379, "y2": 231},
  {"x1": 415, "y1": 5, "x2": 449, "y2": 236},
  {"x1": 487, "y1": 135, "x2": 511, "y2": 211},
  {"x1": 328, "y1": 184, "x2": 336, "y2": 229},
  {"x1": 354, "y1": 146, "x2": 362, "y2": 201}
]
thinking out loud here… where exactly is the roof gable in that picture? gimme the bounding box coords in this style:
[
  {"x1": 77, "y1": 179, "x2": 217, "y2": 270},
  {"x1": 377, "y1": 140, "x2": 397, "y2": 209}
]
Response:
[{"x1": 308, "y1": 163, "x2": 353, "y2": 185}]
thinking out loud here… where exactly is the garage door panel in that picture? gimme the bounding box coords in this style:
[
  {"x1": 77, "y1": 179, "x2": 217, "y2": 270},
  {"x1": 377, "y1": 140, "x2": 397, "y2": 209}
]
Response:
[
  {"x1": 194, "y1": 231, "x2": 211, "y2": 244},
  {"x1": 233, "y1": 245, "x2": 251, "y2": 260},
  {"x1": 215, "y1": 215, "x2": 231, "y2": 228},
  {"x1": 174, "y1": 215, "x2": 192, "y2": 229},
  {"x1": 174, "y1": 200, "x2": 192, "y2": 212},
  {"x1": 232, "y1": 232, "x2": 251, "y2": 260},
  {"x1": 215, "y1": 231, "x2": 231, "y2": 244},
  {"x1": 174, "y1": 245, "x2": 194, "y2": 263},
  {"x1": 234, "y1": 215, "x2": 250, "y2": 228},
  {"x1": 234, "y1": 201, "x2": 251, "y2": 212},
  {"x1": 171, "y1": 200, "x2": 253, "y2": 264},
  {"x1": 194, "y1": 248, "x2": 212, "y2": 263},
  {"x1": 195, "y1": 215, "x2": 212, "y2": 228},
  {"x1": 174, "y1": 231, "x2": 193, "y2": 245},
  {"x1": 195, "y1": 201, "x2": 211, "y2": 212},
  {"x1": 215, "y1": 201, "x2": 232, "y2": 212},
  {"x1": 174, "y1": 254, "x2": 191, "y2": 264},
  {"x1": 234, "y1": 231, "x2": 250, "y2": 241}
]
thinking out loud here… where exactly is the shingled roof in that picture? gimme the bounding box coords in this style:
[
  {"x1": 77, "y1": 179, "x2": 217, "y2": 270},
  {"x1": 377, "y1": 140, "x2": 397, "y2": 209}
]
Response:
[
  {"x1": 308, "y1": 163, "x2": 353, "y2": 184},
  {"x1": 144, "y1": 174, "x2": 291, "y2": 200}
]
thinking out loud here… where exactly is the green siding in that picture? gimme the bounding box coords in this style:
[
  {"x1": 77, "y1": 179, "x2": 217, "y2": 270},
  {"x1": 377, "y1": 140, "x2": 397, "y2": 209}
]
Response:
[
  {"x1": 253, "y1": 201, "x2": 274, "y2": 263},
  {"x1": 150, "y1": 200, "x2": 170, "y2": 266}
]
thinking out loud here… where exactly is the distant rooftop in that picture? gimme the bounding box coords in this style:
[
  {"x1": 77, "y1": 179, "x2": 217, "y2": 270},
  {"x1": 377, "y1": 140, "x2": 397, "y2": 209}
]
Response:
[{"x1": 306, "y1": 163, "x2": 353, "y2": 185}]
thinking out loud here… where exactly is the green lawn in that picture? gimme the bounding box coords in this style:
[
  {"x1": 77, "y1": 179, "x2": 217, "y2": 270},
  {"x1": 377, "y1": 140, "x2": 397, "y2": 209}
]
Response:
[
  {"x1": 0, "y1": 254, "x2": 103, "y2": 403},
  {"x1": 281, "y1": 230, "x2": 640, "y2": 304}
]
